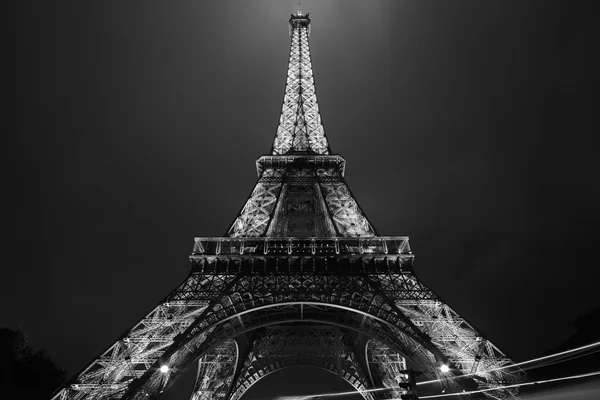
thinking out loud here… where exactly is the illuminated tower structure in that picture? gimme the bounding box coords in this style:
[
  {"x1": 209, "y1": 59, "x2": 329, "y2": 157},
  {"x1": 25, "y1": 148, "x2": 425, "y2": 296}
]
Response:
[{"x1": 52, "y1": 9, "x2": 524, "y2": 400}]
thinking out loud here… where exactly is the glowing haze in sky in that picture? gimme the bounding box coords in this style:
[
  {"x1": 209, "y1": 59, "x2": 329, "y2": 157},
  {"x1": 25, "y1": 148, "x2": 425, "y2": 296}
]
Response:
[{"x1": 10, "y1": 1, "x2": 597, "y2": 399}]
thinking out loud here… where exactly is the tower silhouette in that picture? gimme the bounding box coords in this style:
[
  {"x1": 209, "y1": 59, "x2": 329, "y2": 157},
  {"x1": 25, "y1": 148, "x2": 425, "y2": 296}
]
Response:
[{"x1": 52, "y1": 9, "x2": 524, "y2": 400}]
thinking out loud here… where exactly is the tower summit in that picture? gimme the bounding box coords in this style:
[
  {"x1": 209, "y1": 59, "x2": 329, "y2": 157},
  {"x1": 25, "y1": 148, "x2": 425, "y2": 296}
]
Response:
[
  {"x1": 274, "y1": 7, "x2": 327, "y2": 155},
  {"x1": 52, "y1": 10, "x2": 524, "y2": 400},
  {"x1": 227, "y1": 8, "x2": 375, "y2": 238}
]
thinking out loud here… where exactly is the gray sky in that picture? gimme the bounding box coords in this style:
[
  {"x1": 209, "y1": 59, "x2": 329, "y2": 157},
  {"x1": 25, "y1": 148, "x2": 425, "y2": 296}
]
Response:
[{"x1": 11, "y1": 1, "x2": 597, "y2": 398}]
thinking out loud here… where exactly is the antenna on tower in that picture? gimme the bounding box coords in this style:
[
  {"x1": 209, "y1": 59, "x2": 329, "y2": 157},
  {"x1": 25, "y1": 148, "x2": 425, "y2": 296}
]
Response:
[{"x1": 297, "y1": 2, "x2": 302, "y2": 16}]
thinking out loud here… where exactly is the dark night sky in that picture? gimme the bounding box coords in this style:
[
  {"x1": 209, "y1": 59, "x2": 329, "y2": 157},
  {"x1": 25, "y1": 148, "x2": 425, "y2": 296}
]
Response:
[{"x1": 11, "y1": 1, "x2": 598, "y2": 399}]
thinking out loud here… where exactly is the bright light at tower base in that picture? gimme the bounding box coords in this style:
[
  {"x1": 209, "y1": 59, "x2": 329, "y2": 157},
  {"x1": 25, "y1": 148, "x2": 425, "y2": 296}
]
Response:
[
  {"x1": 159, "y1": 365, "x2": 169, "y2": 373},
  {"x1": 440, "y1": 364, "x2": 450, "y2": 373}
]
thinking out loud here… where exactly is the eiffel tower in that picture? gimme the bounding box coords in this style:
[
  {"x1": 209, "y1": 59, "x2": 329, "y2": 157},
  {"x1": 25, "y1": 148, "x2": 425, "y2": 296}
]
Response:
[{"x1": 52, "y1": 8, "x2": 525, "y2": 400}]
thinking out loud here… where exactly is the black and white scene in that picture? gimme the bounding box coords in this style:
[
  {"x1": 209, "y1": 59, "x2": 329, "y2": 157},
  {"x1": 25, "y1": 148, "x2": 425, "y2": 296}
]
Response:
[{"x1": 9, "y1": 1, "x2": 598, "y2": 399}]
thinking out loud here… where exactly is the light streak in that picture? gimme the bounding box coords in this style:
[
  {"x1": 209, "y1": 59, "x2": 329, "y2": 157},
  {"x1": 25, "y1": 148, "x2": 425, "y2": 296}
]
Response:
[
  {"x1": 278, "y1": 386, "x2": 391, "y2": 400},
  {"x1": 417, "y1": 340, "x2": 600, "y2": 386},
  {"x1": 417, "y1": 370, "x2": 600, "y2": 398},
  {"x1": 518, "y1": 348, "x2": 600, "y2": 371},
  {"x1": 275, "y1": 342, "x2": 600, "y2": 400}
]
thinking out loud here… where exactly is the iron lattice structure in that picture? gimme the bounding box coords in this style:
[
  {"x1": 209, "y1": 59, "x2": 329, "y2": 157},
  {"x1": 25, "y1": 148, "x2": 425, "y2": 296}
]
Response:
[{"x1": 52, "y1": 10, "x2": 525, "y2": 400}]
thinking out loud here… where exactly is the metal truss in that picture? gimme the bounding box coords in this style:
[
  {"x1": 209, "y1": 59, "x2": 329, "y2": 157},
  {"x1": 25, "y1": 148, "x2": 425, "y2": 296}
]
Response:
[
  {"x1": 51, "y1": 273, "x2": 244, "y2": 400},
  {"x1": 272, "y1": 13, "x2": 329, "y2": 155},
  {"x1": 228, "y1": 10, "x2": 374, "y2": 238},
  {"x1": 222, "y1": 326, "x2": 375, "y2": 400},
  {"x1": 394, "y1": 301, "x2": 523, "y2": 398},
  {"x1": 52, "y1": 245, "x2": 524, "y2": 399},
  {"x1": 227, "y1": 169, "x2": 284, "y2": 237},
  {"x1": 317, "y1": 169, "x2": 376, "y2": 237},
  {"x1": 226, "y1": 167, "x2": 375, "y2": 238},
  {"x1": 53, "y1": 9, "x2": 525, "y2": 400},
  {"x1": 189, "y1": 340, "x2": 238, "y2": 400},
  {"x1": 367, "y1": 340, "x2": 410, "y2": 399}
]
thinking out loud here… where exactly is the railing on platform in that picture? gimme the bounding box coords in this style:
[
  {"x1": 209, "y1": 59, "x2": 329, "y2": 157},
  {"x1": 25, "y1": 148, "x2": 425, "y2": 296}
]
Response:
[{"x1": 192, "y1": 237, "x2": 411, "y2": 256}]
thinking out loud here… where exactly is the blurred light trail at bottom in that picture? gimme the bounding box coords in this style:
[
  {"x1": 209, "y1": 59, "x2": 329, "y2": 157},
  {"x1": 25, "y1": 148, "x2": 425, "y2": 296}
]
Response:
[
  {"x1": 417, "y1": 340, "x2": 600, "y2": 386},
  {"x1": 275, "y1": 386, "x2": 390, "y2": 400},
  {"x1": 418, "y1": 370, "x2": 600, "y2": 399},
  {"x1": 275, "y1": 370, "x2": 600, "y2": 400}
]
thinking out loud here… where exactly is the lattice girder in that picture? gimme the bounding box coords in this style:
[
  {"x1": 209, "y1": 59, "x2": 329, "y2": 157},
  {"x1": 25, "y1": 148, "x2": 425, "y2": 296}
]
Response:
[
  {"x1": 126, "y1": 255, "x2": 522, "y2": 398},
  {"x1": 227, "y1": 169, "x2": 285, "y2": 238},
  {"x1": 111, "y1": 257, "x2": 517, "y2": 399},
  {"x1": 227, "y1": 166, "x2": 376, "y2": 238},
  {"x1": 53, "y1": 244, "x2": 522, "y2": 400},
  {"x1": 172, "y1": 272, "x2": 438, "y2": 350},
  {"x1": 224, "y1": 326, "x2": 375, "y2": 400},
  {"x1": 51, "y1": 272, "x2": 238, "y2": 400},
  {"x1": 395, "y1": 301, "x2": 524, "y2": 393},
  {"x1": 128, "y1": 308, "x2": 419, "y2": 400},
  {"x1": 189, "y1": 340, "x2": 238, "y2": 400},
  {"x1": 317, "y1": 169, "x2": 376, "y2": 237},
  {"x1": 272, "y1": 14, "x2": 329, "y2": 155},
  {"x1": 367, "y1": 340, "x2": 411, "y2": 399}
]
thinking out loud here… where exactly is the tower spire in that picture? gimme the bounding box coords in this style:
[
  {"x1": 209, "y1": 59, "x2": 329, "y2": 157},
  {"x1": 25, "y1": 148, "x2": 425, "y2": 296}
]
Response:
[
  {"x1": 226, "y1": 12, "x2": 376, "y2": 238},
  {"x1": 272, "y1": 7, "x2": 329, "y2": 155}
]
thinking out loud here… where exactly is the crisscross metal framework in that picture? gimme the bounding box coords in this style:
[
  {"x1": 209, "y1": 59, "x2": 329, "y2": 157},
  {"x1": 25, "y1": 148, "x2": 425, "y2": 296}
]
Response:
[
  {"x1": 272, "y1": 13, "x2": 329, "y2": 155},
  {"x1": 225, "y1": 326, "x2": 375, "y2": 400},
  {"x1": 52, "y1": 247, "x2": 524, "y2": 400},
  {"x1": 51, "y1": 9, "x2": 525, "y2": 400}
]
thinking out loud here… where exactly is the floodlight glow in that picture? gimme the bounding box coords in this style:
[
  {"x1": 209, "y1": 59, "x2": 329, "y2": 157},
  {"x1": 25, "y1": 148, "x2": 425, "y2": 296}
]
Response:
[
  {"x1": 440, "y1": 364, "x2": 450, "y2": 373},
  {"x1": 159, "y1": 365, "x2": 169, "y2": 373}
]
